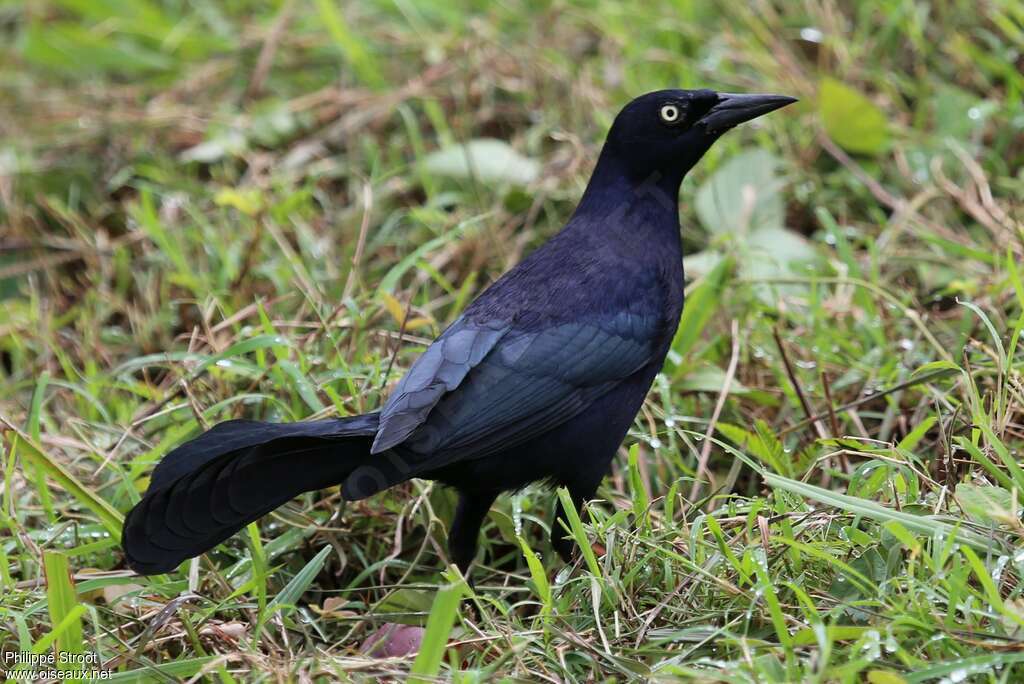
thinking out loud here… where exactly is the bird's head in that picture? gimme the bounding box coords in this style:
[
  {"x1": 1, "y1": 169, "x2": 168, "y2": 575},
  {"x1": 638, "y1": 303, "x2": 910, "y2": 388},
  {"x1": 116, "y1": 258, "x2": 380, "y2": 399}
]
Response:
[{"x1": 601, "y1": 88, "x2": 797, "y2": 184}]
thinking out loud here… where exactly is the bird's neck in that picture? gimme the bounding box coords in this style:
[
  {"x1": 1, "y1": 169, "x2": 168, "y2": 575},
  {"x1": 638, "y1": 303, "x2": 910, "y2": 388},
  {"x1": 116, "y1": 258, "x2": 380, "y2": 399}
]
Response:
[{"x1": 572, "y1": 146, "x2": 685, "y2": 241}]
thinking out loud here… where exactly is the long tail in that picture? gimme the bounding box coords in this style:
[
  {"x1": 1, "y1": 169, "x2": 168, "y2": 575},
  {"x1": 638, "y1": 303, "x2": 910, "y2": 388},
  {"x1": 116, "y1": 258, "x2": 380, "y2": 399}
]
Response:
[{"x1": 122, "y1": 413, "x2": 380, "y2": 574}]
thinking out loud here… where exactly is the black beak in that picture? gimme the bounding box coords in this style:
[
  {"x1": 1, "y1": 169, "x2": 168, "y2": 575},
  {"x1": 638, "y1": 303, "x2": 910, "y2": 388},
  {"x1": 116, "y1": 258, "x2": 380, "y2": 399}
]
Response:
[{"x1": 698, "y1": 92, "x2": 797, "y2": 134}]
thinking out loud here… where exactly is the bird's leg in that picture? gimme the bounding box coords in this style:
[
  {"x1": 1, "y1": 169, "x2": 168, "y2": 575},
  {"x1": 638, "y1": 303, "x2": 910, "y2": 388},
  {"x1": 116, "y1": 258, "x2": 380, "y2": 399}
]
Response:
[
  {"x1": 551, "y1": 482, "x2": 599, "y2": 563},
  {"x1": 448, "y1": 489, "x2": 499, "y2": 579}
]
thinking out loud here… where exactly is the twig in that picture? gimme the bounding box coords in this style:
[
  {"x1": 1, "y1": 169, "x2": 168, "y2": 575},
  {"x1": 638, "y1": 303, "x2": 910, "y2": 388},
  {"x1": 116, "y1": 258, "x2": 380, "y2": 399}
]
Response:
[
  {"x1": 341, "y1": 180, "x2": 373, "y2": 302},
  {"x1": 379, "y1": 295, "x2": 416, "y2": 392},
  {"x1": 820, "y1": 370, "x2": 841, "y2": 437},
  {"x1": 773, "y1": 327, "x2": 827, "y2": 440},
  {"x1": 246, "y1": 0, "x2": 297, "y2": 98},
  {"x1": 689, "y1": 319, "x2": 741, "y2": 502},
  {"x1": 820, "y1": 370, "x2": 850, "y2": 473},
  {"x1": 779, "y1": 367, "x2": 957, "y2": 436}
]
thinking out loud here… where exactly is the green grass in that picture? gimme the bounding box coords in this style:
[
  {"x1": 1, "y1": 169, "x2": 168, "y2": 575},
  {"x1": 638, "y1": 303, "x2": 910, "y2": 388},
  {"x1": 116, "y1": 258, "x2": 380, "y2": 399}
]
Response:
[{"x1": 2, "y1": 0, "x2": 1023, "y2": 681}]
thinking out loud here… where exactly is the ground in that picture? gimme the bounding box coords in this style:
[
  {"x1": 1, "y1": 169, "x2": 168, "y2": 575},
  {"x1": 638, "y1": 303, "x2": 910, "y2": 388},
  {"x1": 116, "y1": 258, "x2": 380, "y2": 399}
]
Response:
[{"x1": 1, "y1": 1, "x2": 1024, "y2": 681}]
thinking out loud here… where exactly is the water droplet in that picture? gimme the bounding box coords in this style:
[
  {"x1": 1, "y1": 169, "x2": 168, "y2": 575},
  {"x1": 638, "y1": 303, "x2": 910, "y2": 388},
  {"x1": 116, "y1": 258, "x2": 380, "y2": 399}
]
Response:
[
  {"x1": 512, "y1": 496, "x2": 523, "y2": 537},
  {"x1": 860, "y1": 629, "x2": 881, "y2": 661}
]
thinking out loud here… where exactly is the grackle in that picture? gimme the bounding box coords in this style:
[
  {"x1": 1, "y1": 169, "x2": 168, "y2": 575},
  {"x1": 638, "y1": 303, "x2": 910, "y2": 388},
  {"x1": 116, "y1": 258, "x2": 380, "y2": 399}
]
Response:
[{"x1": 123, "y1": 89, "x2": 795, "y2": 577}]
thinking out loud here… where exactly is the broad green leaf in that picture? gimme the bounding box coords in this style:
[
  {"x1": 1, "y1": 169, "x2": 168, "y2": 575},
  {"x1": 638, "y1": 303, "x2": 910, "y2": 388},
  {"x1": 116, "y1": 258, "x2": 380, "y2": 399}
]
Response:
[
  {"x1": 422, "y1": 139, "x2": 539, "y2": 186},
  {"x1": 695, "y1": 149, "x2": 784, "y2": 234},
  {"x1": 681, "y1": 249, "x2": 724, "y2": 280},
  {"x1": 741, "y1": 226, "x2": 819, "y2": 301},
  {"x1": 376, "y1": 588, "x2": 435, "y2": 625},
  {"x1": 931, "y1": 83, "x2": 990, "y2": 141},
  {"x1": 674, "y1": 255, "x2": 731, "y2": 357},
  {"x1": 745, "y1": 226, "x2": 817, "y2": 269},
  {"x1": 214, "y1": 187, "x2": 264, "y2": 216},
  {"x1": 819, "y1": 78, "x2": 890, "y2": 155},
  {"x1": 179, "y1": 129, "x2": 247, "y2": 163},
  {"x1": 678, "y1": 365, "x2": 750, "y2": 395},
  {"x1": 955, "y1": 483, "x2": 1017, "y2": 526}
]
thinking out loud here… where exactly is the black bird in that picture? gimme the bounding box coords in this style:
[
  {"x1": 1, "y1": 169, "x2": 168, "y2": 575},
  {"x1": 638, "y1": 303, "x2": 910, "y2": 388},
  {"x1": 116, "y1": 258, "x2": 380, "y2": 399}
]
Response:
[{"x1": 123, "y1": 89, "x2": 795, "y2": 577}]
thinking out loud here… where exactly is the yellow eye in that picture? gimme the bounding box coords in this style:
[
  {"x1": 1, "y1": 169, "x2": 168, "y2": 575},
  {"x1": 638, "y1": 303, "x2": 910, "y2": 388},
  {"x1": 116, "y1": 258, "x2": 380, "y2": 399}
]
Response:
[{"x1": 659, "y1": 104, "x2": 681, "y2": 123}]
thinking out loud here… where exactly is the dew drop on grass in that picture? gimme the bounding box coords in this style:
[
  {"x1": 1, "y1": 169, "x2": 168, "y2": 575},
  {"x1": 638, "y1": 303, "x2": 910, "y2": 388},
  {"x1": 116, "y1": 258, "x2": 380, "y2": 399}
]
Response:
[
  {"x1": 993, "y1": 555, "x2": 1010, "y2": 583},
  {"x1": 512, "y1": 495, "x2": 523, "y2": 537},
  {"x1": 860, "y1": 629, "x2": 881, "y2": 660},
  {"x1": 649, "y1": 438, "x2": 662, "y2": 449}
]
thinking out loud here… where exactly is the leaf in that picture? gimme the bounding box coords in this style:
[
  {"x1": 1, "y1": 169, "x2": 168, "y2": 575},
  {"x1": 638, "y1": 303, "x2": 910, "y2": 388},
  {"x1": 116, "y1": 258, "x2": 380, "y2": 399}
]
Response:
[
  {"x1": 681, "y1": 250, "x2": 725, "y2": 280},
  {"x1": 361, "y1": 623, "x2": 425, "y2": 657},
  {"x1": 818, "y1": 78, "x2": 890, "y2": 155},
  {"x1": 180, "y1": 129, "x2": 247, "y2": 163},
  {"x1": 745, "y1": 226, "x2": 818, "y2": 267},
  {"x1": 422, "y1": 139, "x2": 539, "y2": 186},
  {"x1": 673, "y1": 256, "x2": 731, "y2": 356},
  {"x1": 930, "y1": 83, "x2": 991, "y2": 142},
  {"x1": 695, "y1": 149, "x2": 784, "y2": 234},
  {"x1": 376, "y1": 587, "x2": 435, "y2": 625},
  {"x1": 955, "y1": 483, "x2": 1018, "y2": 526},
  {"x1": 867, "y1": 670, "x2": 908, "y2": 684},
  {"x1": 678, "y1": 365, "x2": 750, "y2": 395},
  {"x1": 214, "y1": 188, "x2": 264, "y2": 216},
  {"x1": 740, "y1": 226, "x2": 819, "y2": 302}
]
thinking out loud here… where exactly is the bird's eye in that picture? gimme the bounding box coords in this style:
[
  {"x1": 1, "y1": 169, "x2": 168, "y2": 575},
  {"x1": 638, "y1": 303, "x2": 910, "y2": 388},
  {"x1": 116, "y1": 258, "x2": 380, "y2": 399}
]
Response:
[{"x1": 659, "y1": 104, "x2": 681, "y2": 124}]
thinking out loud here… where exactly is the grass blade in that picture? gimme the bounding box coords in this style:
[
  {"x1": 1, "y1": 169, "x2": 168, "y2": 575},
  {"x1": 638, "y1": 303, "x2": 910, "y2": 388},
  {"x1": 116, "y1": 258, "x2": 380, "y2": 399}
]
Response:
[
  {"x1": 9, "y1": 430, "x2": 123, "y2": 539},
  {"x1": 42, "y1": 551, "x2": 84, "y2": 674},
  {"x1": 409, "y1": 577, "x2": 467, "y2": 682}
]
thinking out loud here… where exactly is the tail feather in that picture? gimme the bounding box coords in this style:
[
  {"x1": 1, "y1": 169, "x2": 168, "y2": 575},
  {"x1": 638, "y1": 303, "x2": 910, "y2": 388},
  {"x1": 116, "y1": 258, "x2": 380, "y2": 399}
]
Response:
[{"x1": 123, "y1": 413, "x2": 380, "y2": 574}]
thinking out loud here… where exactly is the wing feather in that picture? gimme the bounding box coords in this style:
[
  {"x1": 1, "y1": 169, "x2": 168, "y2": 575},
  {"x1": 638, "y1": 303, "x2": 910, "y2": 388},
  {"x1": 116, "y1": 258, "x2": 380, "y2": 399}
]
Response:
[{"x1": 370, "y1": 310, "x2": 658, "y2": 475}]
